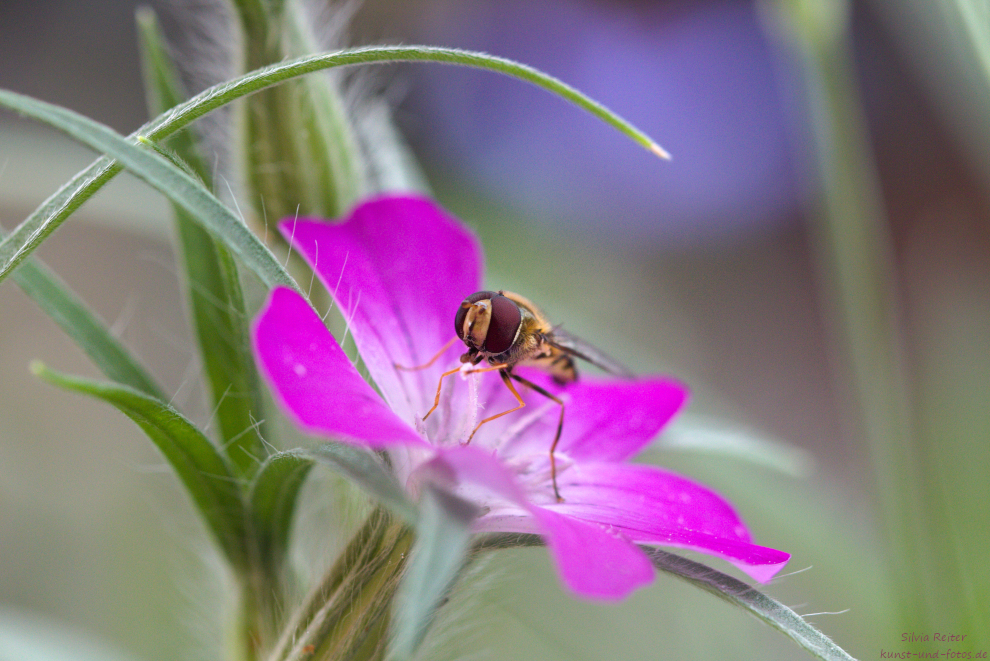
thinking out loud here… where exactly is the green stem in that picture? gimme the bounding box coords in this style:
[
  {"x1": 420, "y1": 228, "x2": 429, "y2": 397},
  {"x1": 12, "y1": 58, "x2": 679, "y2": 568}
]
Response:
[
  {"x1": 232, "y1": 570, "x2": 281, "y2": 661},
  {"x1": 269, "y1": 508, "x2": 413, "y2": 661}
]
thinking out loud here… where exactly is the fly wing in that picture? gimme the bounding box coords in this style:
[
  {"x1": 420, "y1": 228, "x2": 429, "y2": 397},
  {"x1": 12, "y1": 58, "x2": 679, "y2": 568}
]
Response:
[{"x1": 544, "y1": 328, "x2": 635, "y2": 377}]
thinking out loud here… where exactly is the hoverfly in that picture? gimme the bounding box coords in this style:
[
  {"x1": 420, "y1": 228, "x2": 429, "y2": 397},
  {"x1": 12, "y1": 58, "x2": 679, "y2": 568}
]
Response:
[{"x1": 399, "y1": 290, "x2": 631, "y2": 501}]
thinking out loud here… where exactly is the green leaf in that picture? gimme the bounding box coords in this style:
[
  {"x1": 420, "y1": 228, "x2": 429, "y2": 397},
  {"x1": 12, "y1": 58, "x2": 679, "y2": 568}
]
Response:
[
  {"x1": 9, "y1": 252, "x2": 166, "y2": 401},
  {"x1": 642, "y1": 548, "x2": 856, "y2": 661},
  {"x1": 472, "y1": 534, "x2": 856, "y2": 661},
  {"x1": 135, "y1": 136, "x2": 204, "y2": 183},
  {"x1": 138, "y1": 7, "x2": 268, "y2": 476},
  {"x1": 153, "y1": 45, "x2": 669, "y2": 160},
  {"x1": 228, "y1": 0, "x2": 271, "y2": 26},
  {"x1": 390, "y1": 487, "x2": 478, "y2": 660},
  {"x1": 228, "y1": 0, "x2": 279, "y2": 57},
  {"x1": 31, "y1": 363, "x2": 249, "y2": 571},
  {"x1": 1, "y1": 44, "x2": 665, "y2": 287},
  {"x1": 0, "y1": 157, "x2": 119, "y2": 285},
  {"x1": 308, "y1": 442, "x2": 417, "y2": 524},
  {"x1": 174, "y1": 216, "x2": 272, "y2": 474},
  {"x1": 0, "y1": 88, "x2": 299, "y2": 294},
  {"x1": 136, "y1": 9, "x2": 199, "y2": 155},
  {"x1": 248, "y1": 450, "x2": 314, "y2": 574}
]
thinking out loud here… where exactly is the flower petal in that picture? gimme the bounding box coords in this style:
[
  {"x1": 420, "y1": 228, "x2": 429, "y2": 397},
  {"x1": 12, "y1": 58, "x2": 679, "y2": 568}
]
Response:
[
  {"x1": 549, "y1": 463, "x2": 790, "y2": 582},
  {"x1": 253, "y1": 287, "x2": 425, "y2": 448},
  {"x1": 530, "y1": 507, "x2": 655, "y2": 600},
  {"x1": 279, "y1": 195, "x2": 482, "y2": 423},
  {"x1": 494, "y1": 371, "x2": 688, "y2": 463},
  {"x1": 421, "y1": 446, "x2": 653, "y2": 599},
  {"x1": 561, "y1": 377, "x2": 687, "y2": 461}
]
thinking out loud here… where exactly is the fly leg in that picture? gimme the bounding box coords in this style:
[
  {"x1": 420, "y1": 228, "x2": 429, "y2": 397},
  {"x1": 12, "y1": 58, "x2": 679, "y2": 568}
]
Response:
[
  {"x1": 422, "y1": 364, "x2": 465, "y2": 421},
  {"x1": 393, "y1": 336, "x2": 461, "y2": 421},
  {"x1": 507, "y1": 372, "x2": 566, "y2": 502},
  {"x1": 394, "y1": 336, "x2": 458, "y2": 371},
  {"x1": 423, "y1": 358, "x2": 504, "y2": 422},
  {"x1": 457, "y1": 366, "x2": 523, "y2": 446}
]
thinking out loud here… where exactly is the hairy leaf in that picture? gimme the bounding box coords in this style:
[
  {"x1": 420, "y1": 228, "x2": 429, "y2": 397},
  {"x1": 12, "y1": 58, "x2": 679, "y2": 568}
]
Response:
[
  {"x1": 10, "y1": 253, "x2": 165, "y2": 401},
  {"x1": 33, "y1": 364, "x2": 249, "y2": 570},
  {"x1": 308, "y1": 442, "x2": 416, "y2": 524},
  {"x1": 248, "y1": 450, "x2": 314, "y2": 574},
  {"x1": 2, "y1": 45, "x2": 664, "y2": 286},
  {"x1": 137, "y1": 8, "x2": 268, "y2": 475},
  {"x1": 0, "y1": 88, "x2": 298, "y2": 294},
  {"x1": 472, "y1": 534, "x2": 856, "y2": 661}
]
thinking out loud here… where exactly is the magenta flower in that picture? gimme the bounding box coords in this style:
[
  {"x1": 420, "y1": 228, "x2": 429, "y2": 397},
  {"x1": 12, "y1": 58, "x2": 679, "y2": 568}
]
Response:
[{"x1": 252, "y1": 195, "x2": 789, "y2": 600}]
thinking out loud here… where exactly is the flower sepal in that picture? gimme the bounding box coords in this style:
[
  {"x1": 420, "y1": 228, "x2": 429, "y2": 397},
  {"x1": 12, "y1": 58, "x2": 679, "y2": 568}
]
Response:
[{"x1": 390, "y1": 486, "x2": 479, "y2": 659}]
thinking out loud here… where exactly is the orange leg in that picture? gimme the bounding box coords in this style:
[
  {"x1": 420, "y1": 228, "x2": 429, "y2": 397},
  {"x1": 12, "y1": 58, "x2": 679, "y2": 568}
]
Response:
[
  {"x1": 507, "y1": 372, "x2": 566, "y2": 502},
  {"x1": 422, "y1": 365, "x2": 465, "y2": 421},
  {"x1": 424, "y1": 362, "x2": 568, "y2": 502},
  {"x1": 395, "y1": 336, "x2": 458, "y2": 372},
  {"x1": 423, "y1": 360, "x2": 508, "y2": 421},
  {"x1": 464, "y1": 368, "x2": 526, "y2": 445}
]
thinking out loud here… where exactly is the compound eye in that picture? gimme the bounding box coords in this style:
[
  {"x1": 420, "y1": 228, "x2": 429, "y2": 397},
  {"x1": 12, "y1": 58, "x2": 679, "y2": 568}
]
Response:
[
  {"x1": 483, "y1": 294, "x2": 521, "y2": 354},
  {"x1": 454, "y1": 305, "x2": 469, "y2": 341},
  {"x1": 454, "y1": 291, "x2": 497, "y2": 343}
]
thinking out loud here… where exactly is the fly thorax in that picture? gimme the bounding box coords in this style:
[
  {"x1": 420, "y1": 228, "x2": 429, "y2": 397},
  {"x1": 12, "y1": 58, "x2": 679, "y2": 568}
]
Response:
[{"x1": 506, "y1": 314, "x2": 544, "y2": 362}]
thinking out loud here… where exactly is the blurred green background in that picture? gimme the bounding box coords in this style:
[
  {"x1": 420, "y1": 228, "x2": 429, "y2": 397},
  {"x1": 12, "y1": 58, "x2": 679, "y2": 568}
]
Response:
[{"x1": 1, "y1": 1, "x2": 988, "y2": 660}]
